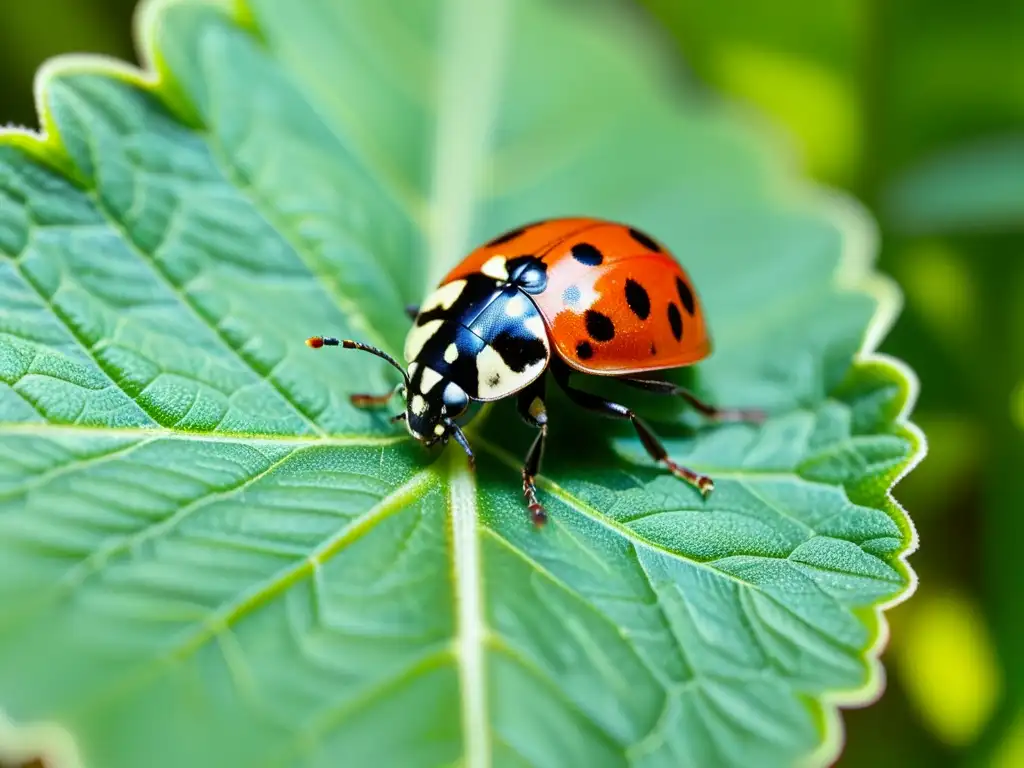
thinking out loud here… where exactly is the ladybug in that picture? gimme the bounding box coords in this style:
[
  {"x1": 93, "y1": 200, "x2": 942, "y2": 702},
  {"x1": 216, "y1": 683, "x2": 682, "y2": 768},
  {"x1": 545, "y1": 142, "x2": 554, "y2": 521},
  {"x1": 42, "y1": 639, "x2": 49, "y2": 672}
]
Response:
[{"x1": 307, "y1": 217, "x2": 761, "y2": 525}]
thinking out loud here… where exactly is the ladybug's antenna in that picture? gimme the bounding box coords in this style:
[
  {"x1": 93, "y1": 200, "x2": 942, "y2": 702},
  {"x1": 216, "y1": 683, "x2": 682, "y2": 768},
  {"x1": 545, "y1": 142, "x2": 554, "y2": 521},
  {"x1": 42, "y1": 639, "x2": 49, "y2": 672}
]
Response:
[{"x1": 306, "y1": 337, "x2": 410, "y2": 387}]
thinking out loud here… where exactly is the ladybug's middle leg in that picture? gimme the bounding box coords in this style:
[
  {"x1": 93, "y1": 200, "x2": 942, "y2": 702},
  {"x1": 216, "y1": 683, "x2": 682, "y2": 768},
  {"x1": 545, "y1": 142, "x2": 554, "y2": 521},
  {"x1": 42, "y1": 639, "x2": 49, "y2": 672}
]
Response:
[
  {"x1": 515, "y1": 375, "x2": 549, "y2": 526},
  {"x1": 551, "y1": 362, "x2": 715, "y2": 497},
  {"x1": 616, "y1": 376, "x2": 764, "y2": 423}
]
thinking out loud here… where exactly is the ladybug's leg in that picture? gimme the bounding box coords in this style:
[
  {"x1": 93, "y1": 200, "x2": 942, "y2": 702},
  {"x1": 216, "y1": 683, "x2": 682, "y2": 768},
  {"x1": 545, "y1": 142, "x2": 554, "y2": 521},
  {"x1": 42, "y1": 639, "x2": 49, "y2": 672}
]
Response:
[
  {"x1": 349, "y1": 382, "x2": 406, "y2": 409},
  {"x1": 349, "y1": 390, "x2": 396, "y2": 408},
  {"x1": 616, "y1": 376, "x2": 764, "y2": 423},
  {"x1": 515, "y1": 376, "x2": 549, "y2": 526},
  {"x1": 551, "y1": 362, "x2": 715, "y2": 497}
]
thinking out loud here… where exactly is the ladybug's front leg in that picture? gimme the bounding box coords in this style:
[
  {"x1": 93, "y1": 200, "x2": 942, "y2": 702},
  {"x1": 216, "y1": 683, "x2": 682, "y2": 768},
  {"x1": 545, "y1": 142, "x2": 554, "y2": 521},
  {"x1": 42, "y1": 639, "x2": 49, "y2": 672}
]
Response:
[
  {"x1": 616, "y1": 375, "x2": 764, "y2": 423},
  {"x1": 515, "y1": 376, "x2": 549, "y2": 527},
  {"x1": 551, "y1": 362, "x2": 715, "y2": 497}
]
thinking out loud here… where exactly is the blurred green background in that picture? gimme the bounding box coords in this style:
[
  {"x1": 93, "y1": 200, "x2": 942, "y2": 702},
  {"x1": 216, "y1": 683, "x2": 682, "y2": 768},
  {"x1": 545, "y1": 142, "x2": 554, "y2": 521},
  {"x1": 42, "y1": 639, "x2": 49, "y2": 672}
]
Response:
[{"x1": 1, "y1": 1, "x2": 1021, "y2": 766}]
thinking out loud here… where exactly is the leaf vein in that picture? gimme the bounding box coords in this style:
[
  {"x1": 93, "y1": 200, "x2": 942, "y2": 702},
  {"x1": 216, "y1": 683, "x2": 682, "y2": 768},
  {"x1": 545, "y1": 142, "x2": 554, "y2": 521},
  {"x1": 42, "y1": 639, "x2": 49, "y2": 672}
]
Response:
[
  {"x1": 2, "y1": 234, "x2": 157, "y2": 426},
  {"x1": 65, "y1": 468, "x2": 435, "y2": 719}
]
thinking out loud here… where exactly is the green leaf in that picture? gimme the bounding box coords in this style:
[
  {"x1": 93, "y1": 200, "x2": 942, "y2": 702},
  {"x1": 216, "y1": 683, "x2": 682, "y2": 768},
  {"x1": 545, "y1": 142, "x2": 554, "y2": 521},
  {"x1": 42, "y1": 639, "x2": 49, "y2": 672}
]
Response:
[
  {"x1": 0, "y1": 1, "x2": 922, "y2": 767},
  {"x1": 884, "y1": 136, "x2": 1024, "y2": 233}
]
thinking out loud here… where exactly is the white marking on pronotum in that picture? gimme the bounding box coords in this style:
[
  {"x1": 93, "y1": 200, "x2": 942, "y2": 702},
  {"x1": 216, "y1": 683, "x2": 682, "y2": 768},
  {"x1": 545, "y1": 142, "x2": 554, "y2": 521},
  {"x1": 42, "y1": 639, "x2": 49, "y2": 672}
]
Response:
[
  {"x1": 419, "y1": 366, "x2": 444, "y2": 393},
  {"x1": 404, "y1": 319, "x2": 444, "y2": 362},
  {"x1": 481, "y1": 255, "x2": 508, "y2": 281},
  {"x1": 444, "y1": 343, "x2": 459, "y2": 363},
  {"x1": 421, "y1": 279, "x2": 467, "y2": 313},
  {"x1": 434, "y1": 423, "x2": 446, "y2": 436},
  {"x1": 410, "y1": 395, "x2": 427, "y2": 416},
  {"x1": 408, "y1": 361, "x2": 420, "y2": 378}
]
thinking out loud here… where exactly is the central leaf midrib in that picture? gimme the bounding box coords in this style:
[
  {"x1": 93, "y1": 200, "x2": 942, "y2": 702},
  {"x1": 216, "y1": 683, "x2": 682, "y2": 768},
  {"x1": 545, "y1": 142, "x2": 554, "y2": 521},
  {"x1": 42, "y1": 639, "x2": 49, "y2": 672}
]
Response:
[{"x1": 429, "y1": 0, "x2": 511, "y2": 763}]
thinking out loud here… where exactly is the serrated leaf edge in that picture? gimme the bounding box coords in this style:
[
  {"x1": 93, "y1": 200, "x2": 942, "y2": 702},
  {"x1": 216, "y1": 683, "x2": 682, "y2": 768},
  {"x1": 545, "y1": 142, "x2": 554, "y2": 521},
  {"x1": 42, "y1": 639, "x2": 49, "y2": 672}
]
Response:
[{"x1": 0, "y1": 0, "x2": 925, "y2": 766}]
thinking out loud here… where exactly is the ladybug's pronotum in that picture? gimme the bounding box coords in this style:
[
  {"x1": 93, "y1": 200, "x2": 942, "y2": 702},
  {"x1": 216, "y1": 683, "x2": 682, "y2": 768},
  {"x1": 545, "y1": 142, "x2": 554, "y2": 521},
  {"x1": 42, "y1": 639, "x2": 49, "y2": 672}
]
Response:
[{"x1": 308, "y1": 217, "x2": 762, "y2": 525}]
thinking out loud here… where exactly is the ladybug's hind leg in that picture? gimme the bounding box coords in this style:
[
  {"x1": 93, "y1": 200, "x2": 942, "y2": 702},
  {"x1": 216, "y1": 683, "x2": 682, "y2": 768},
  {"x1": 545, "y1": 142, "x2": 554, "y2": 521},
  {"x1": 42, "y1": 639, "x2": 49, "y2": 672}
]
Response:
[
  {"x1": 515, "y1": 376, "x2": 549, "y2": 527},
  {"x1": 551, "y1": 362, "x2": 715, "y2": 497},
  {"x1": 617, "y1": 376, "x2": 764, "y2": 424}
]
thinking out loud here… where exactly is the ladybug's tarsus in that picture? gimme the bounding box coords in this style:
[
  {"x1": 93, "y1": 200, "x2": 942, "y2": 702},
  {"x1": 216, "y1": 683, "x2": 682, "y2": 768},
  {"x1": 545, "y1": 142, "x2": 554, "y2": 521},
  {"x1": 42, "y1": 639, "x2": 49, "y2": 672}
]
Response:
[
  {"x1": 712, "y1": 407, "x2": 766, "y2": 425},
  {"x1": 698, "y1": 476, "x2": 715, "y2": 496},
  {"x1": 663, "y1": 459, "x2": 715, "y2": 497},
  {"x1": 522, "y1": 474, "x2": 547, "y2": 527}
]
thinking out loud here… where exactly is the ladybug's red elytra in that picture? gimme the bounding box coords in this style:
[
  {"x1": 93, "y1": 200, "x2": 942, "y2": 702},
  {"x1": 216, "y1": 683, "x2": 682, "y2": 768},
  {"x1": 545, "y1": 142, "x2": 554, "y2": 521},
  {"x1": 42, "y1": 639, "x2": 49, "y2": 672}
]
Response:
[{"x1": 307, "y1": 217, "x2": 762, "y2": 525}]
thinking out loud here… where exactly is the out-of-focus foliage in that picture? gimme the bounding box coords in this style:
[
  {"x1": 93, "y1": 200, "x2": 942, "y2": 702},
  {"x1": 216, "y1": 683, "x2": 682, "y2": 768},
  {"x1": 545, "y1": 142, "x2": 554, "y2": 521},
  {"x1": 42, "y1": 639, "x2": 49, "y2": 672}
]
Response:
[
  {"x1": 0, "y1": 0, "x2": 136, "y2": 126},
  {"x1": 0, "y1": 0, "x2": 1019, "y2": 766},
  {"x1": 884, "y1": 137, "x2": 1024, "y2": 234},
  {"x1": 642, "y1": 0, "x2": 1024, "y2": 765}
]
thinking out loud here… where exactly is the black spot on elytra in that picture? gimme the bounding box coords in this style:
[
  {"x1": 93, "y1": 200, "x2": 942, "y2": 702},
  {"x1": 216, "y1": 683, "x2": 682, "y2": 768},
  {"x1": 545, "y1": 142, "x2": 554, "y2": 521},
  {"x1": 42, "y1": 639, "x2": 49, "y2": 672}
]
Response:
[
  {"x1": 562, "y1": 285, "x2": 581, "y2": 306},
  {"x1": 492, "y1": 331, "x2": 547, "y2": 373},
  {"x1": 629, "y1": 228, "x2": 662, "y2": 252},
  {"x1": 676, "y1": 277, "x2": 695, "y2": 315},
  {"x1": 650, "y1": 342, "x2": 657, "y2": 355},
  {"x1": 585, "y1": 310, "x2": 615, "y2": 342},
  {"x1": 571, "y1": 242, "x2": 603, "y2": 266},
  {"x1": 667, "y1": 302, "x2": 683, "y2": 341},
  {"x1": 624, "y1": 279, "x2": 651, "y2": 320},
  {"x1": 486, "y1": 225, "x2": 527, "y2": 247},
  {"x1": 576, "y1": 341, "x2": 594, "y2": 360}
]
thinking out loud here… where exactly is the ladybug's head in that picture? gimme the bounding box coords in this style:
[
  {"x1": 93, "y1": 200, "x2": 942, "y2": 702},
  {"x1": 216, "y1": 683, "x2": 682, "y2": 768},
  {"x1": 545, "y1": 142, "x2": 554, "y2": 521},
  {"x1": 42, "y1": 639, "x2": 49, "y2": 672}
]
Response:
[
  {"x1": 306, "y1": 336, "x2": 476, "y2": 466},
  {"x1": 401, "y1": 368, "x2": 472, "y2": 449}
]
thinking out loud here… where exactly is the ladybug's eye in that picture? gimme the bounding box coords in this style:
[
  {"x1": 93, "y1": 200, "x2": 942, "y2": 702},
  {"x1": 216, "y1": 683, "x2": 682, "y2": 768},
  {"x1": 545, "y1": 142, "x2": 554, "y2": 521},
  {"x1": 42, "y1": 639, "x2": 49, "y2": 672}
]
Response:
[{"x1": 442, "y1": 382, "x2": 469, "y2": 417}]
